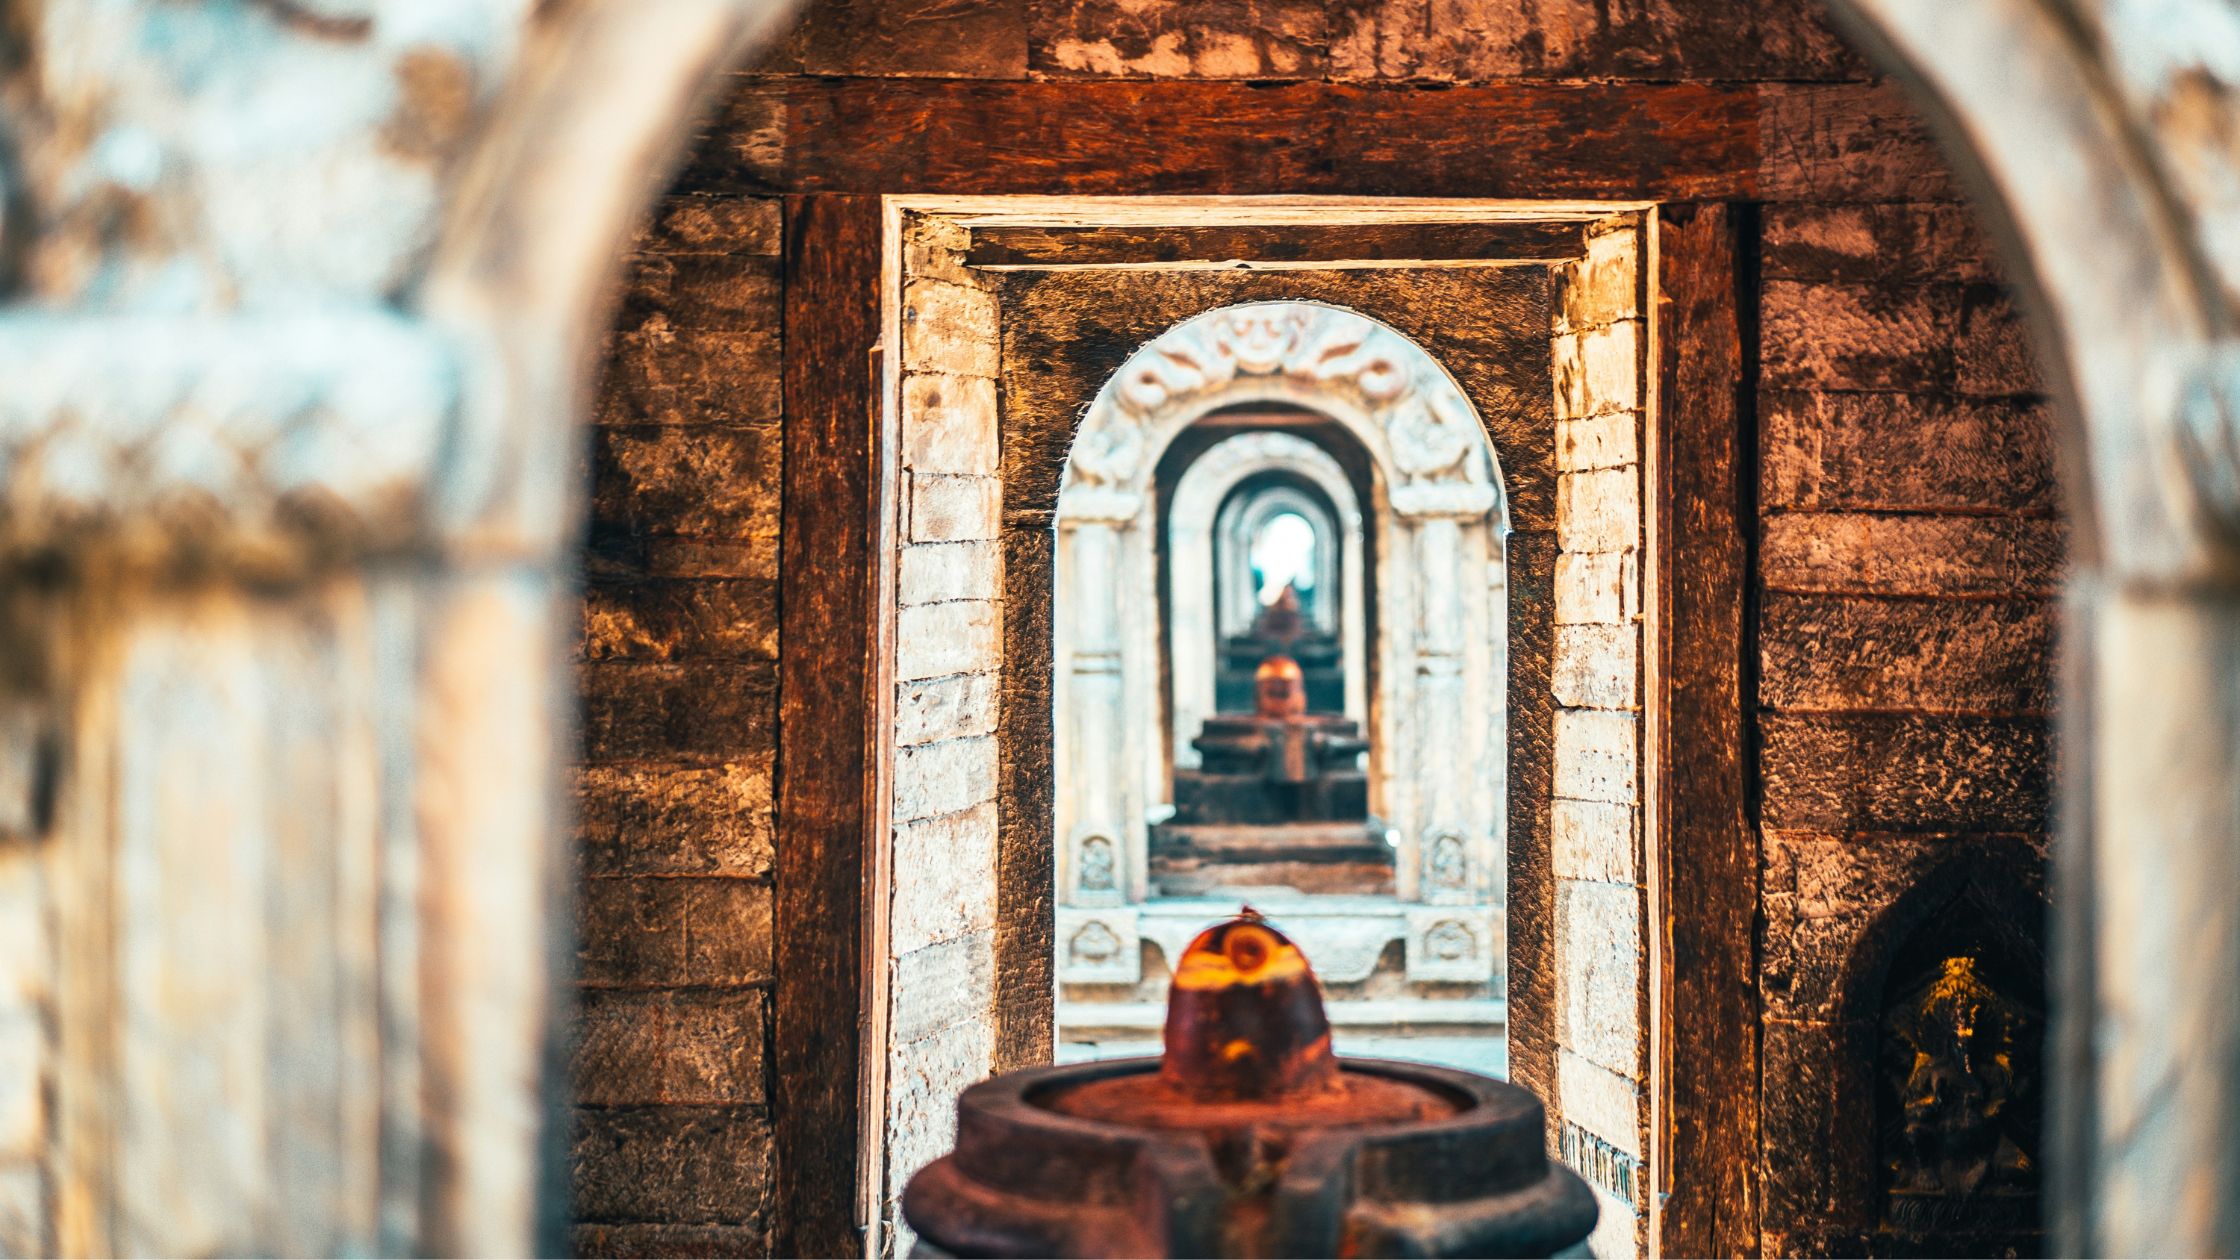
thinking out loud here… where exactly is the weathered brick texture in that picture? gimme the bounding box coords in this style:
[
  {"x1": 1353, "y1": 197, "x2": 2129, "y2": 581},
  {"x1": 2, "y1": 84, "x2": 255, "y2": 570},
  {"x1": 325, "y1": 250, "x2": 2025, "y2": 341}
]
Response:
[
  {"x1": 571, "y1": 1108, "x2": 775, "y2": 1226},
  {"x1": 575, "y1": 194, "x2": 785, "y2": 1252},
  {"x1": 1752, "y1": 193, "x2": 2057, "y2": 1251}
]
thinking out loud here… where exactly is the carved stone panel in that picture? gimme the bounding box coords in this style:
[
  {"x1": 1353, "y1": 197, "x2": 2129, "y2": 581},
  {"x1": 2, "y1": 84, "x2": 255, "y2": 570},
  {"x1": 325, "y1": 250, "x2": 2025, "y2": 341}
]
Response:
[
  {"x1": 1406, "y1": 905, "x2": 1504, "y2": 984},
  {"x1": 1056, "y1": 908, "x2": 1142, "y2": 985}
]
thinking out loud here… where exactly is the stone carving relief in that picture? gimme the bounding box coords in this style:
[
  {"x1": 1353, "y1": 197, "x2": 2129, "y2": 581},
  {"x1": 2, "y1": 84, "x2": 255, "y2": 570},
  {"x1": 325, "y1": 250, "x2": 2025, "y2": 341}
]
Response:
[
  {"x1": 1066, "y1": 302, "x2": 1497, "y2": 500},
  {"x1": 1387, "y1": 393, "x2": 1477, "y2": 481},
  {"x1": 1427, "y1": 831, "x2": 1469, "y2": 891},
  {"x1": 1069, "y1": 921, "x2": 1122, "y2": 965},
  {"x1": 1405, "y1": 906, "x2": 1501, "y2": 983},
  {"x1": 1055, "y1": 908, "x2": 1142, "y2": 984},
  {"x1": 1822, "y1": 2, "x2": 2240, "y2": 1249},
  {"x1": 1067, "y1": 413, "x2": 1147, "y2": 488},
  {"x1": 1424, "y1": 918, "x2": 1478, "y2": 962},
  {"x1": 1077, "y1": 835, "x2": 1117, "y2": 892}
]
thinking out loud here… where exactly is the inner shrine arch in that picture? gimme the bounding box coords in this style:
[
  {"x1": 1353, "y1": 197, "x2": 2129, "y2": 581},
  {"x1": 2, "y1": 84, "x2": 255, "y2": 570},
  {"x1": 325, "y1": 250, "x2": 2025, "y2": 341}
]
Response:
[
  {"x1": 1166, "y1": 429, "x2": 1368, "y2": 777},
  {"x1": 1051, "y1": 301, "x2": 1511, "y2": 955}
]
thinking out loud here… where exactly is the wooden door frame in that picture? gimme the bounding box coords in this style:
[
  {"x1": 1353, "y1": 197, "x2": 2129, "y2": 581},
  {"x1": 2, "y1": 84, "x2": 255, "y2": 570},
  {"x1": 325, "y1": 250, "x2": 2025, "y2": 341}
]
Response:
[
  {"x1": 1649, "y1": 202, "x2": 1761, "y2": 1257},
  {"x1": 819, "y1": 195, "x2": 1751, "y2": 1256},
  {"x1": 774, "y1": 193, "x2": 885, "y2": 1260}
]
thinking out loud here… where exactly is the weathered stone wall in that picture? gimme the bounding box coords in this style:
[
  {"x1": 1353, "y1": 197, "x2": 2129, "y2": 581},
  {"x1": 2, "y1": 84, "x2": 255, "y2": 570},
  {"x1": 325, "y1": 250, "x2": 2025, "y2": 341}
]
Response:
[
  {"x1": 880, "y1": 212, "x2": 1007, "y2": 1256},
  {"x1": 1753, "y1": 204, "x2": 2055, "y2": 1254},
  {"x1": 572, "y1": 1, "x2": 2059, "y2": 1253},
  {"x1": 571, "y1": 194, "x2": 787, "y2": 1257},
  {"x1": 1547, "y1": 220, "x2": 1651, "y2": 1260},
  {"x1": 757, "y1": 0, "x2": 1863, "y2": 80}
]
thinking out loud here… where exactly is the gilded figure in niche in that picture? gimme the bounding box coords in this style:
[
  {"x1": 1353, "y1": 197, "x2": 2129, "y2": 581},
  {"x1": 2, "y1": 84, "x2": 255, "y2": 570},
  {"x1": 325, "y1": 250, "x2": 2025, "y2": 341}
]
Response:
[{"x1": 1880, "y1": 955, "x2": 2038, "y2": 1207}]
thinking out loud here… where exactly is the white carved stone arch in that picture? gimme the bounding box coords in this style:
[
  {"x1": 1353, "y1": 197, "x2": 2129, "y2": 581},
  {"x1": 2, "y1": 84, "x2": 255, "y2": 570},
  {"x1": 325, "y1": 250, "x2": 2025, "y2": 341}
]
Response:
[
  {"x1": 1168, "y1": 432, "x2": 1367, "y2": 777},
  {"x1": 1054, "y1": 300, "x2": 1513, "y2": 916},
  {"x1": 1214, "y1": 475, "x2": 1345, "y2": 639}
]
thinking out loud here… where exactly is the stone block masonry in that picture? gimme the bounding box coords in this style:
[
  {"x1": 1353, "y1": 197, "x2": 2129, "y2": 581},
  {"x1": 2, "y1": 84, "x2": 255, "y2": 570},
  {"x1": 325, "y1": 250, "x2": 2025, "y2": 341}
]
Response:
[
  {"x1": 572, "y1": 194, "x2": 786, "y2": 1259},
  {"x1": 872, "y1": 212, "x2": 1011, "y2": 1256},
  {"x1": 1544, "y1": 221, "x2": 1651, "y2": 1260},
  {"x1": 1752, "y1": 199, "x2": 2057, "y2": 1256}
]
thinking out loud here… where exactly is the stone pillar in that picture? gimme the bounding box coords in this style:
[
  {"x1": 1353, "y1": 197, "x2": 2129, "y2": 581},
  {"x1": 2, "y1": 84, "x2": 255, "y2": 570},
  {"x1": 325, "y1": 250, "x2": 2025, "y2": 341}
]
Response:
[
  {"x1": 1056, "y1": 490, "x2": 1141, "y2": 908},
  {"x1": 1167, "y1": 508, "x2": 1216, "y2": 774},
  {"x1": 1392, "y1": 483, "x2": 1499, "y2": 908},
  {"x1": 1413, "y1": 514, "x2": 1470, "y2": 906}
]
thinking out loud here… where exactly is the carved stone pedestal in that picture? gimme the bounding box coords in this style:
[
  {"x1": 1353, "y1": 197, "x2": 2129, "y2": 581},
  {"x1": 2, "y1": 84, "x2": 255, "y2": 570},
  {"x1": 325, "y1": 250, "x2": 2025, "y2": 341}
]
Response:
[{"x1": 1149, "y1": 822, "x2": 1394, "y2": 897}]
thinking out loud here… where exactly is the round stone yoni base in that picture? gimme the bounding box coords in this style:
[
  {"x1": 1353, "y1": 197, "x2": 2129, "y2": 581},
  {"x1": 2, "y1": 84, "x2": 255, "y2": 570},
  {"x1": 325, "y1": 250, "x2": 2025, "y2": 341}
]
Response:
[{"x1": 901, "y1": 914, "x2": 1594, "y2": 1258}]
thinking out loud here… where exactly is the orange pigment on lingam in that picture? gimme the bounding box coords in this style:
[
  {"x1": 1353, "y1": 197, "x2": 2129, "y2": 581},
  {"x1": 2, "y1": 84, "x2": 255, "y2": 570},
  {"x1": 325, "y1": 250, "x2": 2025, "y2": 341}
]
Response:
[{"x1": 1043, "y1": 910, "x2": 1458, "y2": 1132}]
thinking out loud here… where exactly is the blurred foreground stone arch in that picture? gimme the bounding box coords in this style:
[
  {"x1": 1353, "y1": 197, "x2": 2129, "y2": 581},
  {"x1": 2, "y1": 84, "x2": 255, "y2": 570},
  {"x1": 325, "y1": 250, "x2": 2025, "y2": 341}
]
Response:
[
  {"x1": 0, "y1": 2, "x2": 795, "y2": 1253},
  {"x1": 0, "y1": 0, "x2": 2236, "y2": 1254},
  {"x1": 1825, "y1": 4, "x2": 2240, "y2": 1253}
]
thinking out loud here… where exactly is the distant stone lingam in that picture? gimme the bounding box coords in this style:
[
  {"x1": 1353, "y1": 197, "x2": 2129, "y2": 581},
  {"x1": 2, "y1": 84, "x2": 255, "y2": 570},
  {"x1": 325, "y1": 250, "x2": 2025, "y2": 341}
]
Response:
[
  {"x1": 901, "y1": 911, "x2": 1595, "y2": 1257},
  {"x1": 1152, "y1": 655, "x2": 1389, "y2": 898}
]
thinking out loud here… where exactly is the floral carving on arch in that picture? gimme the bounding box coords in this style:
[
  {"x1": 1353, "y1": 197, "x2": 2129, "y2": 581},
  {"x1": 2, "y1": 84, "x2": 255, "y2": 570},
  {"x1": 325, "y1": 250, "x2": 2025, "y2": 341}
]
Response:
[{"x1": 1062, "y1": 301, "x2": 1505, "y2": 521}]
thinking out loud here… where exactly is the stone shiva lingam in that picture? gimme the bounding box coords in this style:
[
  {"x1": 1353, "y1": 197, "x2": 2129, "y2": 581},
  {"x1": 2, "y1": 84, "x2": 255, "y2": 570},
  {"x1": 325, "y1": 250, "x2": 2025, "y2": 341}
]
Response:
[
  {"x1": 1152, "y1": 656, "x2": 1389, "y2": 896},
  {"x1": 1175, "y1": 654, "x2": 1369, "y2": 826},
  {"x1": 1216, "y1": 583, "x2": 1345, "y2": 716},
  {"x1": 901, "y1": 911, "x2": 1595, "y2": 1257}
]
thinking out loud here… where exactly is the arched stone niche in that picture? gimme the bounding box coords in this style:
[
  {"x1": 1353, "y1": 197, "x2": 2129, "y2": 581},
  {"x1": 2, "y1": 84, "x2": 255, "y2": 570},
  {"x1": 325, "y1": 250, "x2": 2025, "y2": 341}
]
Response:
[
  {"x1": 1871, "y1": 900, "x2": 2044, "y2": 1254},
  {"x1": 1165, "y1": 431, "x2": 1368, "y2": 774},
  {"x1": 1052, "y1": 300, "x2": 1512, "y2": 927},
  {"x1": 1213, "y1": 468, "x2": 1347, "y2": 639},
  {"x1": 1756, "y1": 836, "x2": 2048, "y2": 1256}
]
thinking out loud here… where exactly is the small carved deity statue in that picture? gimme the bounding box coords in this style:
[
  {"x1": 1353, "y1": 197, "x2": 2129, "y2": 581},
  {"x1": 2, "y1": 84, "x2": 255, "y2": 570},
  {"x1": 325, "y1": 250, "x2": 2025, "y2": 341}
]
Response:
[
  {"x1": 1078, "y1": 835, "x2": 1117, "y2": 892},
  {"x1": 1881, "y1": 955, "x2": 2036, "y2": 1202},
  {"x1": 1427, "y1": 833, "x2": 1468, "y2": 891}
]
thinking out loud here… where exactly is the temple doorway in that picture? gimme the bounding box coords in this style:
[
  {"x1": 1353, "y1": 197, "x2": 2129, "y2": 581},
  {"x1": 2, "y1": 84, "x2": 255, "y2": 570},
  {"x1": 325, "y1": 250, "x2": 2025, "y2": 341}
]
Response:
[
  {"x1": 1049, "y1": 305, "x2": 1512, "y2": 1077},
  {"x1": 863, "y1": 199, "x2": 1658, "y2": 1254}
]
